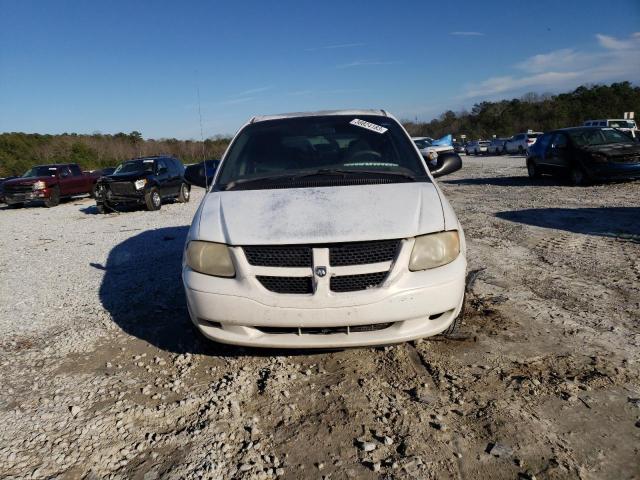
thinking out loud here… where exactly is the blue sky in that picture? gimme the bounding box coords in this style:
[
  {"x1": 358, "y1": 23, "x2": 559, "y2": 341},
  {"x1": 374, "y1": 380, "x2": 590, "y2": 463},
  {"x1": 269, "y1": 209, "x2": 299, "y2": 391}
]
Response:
[{"x1": 1, "y1": 0, "x2": 639, "y2": 139}]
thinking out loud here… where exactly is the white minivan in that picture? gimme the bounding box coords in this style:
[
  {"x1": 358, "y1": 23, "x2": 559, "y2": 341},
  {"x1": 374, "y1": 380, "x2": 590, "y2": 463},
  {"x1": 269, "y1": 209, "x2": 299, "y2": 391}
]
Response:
[{"x1": 182, "y1": 110, "x2": 466, "y2": 348}]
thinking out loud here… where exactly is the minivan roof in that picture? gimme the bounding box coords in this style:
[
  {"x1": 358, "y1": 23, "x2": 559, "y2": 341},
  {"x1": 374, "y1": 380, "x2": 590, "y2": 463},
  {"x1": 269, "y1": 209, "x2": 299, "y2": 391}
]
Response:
[{"x1": 251, "y1": 109, "x2": 388, "y2": 123}]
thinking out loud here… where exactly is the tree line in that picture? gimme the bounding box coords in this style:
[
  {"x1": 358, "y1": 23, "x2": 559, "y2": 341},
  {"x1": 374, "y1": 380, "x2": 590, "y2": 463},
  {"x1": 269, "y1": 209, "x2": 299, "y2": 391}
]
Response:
[
  {"x1": 1, "y1": 82, "x2": 638, "y2": 177},
  {"x1": 0, "y1": 131, "x2": 231, "y2": 177},
  {"x1": 403, "y1": 82, "x2": 640, "y2": 140}
]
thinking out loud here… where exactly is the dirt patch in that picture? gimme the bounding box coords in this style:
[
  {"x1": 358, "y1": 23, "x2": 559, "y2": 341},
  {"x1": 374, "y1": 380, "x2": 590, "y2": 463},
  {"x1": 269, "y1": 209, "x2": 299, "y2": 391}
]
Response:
[{"x1": 1, "y1": 158, "x2": 639, "y2": 479}]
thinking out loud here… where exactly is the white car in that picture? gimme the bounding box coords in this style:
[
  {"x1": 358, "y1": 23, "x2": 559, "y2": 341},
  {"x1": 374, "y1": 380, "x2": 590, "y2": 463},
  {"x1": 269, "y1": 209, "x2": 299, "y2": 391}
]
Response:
[
  {"x1": 487, "y1": 138, "x2": 507, "y2": 155},
  {"x1": 412, "y1": 137, "x2": 453, "y2": 164},
  {"x1": 182, "y1": 110, "x2": 467, "y2": 348},
  {"x1": 583, "y1": 119, "x2": 637, "y2": 138},
  {"x1": 465, "y1": 140, "x2": 490, "y2": 155},
  {"x1": 504, "y1": 132, "x2": 543, "y2": 154}
]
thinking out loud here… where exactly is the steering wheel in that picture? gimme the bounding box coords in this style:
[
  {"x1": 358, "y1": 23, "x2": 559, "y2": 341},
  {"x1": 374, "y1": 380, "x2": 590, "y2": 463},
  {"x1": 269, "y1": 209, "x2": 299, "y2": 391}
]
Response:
[{"x1": 347, "y1": 150, "x2": 383, "y2": 163}]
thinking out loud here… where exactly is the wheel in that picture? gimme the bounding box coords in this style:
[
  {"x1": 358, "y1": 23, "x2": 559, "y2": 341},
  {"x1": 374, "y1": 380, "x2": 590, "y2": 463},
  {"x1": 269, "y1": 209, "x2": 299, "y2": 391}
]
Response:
[
  {"x1": 44, "y1": 186, "x2": 60, "y2": 207},
  {"x1": 145, "y1": 187, "x2": 161, "y2": 211},
  {"x1": 569, "y1": 164, "x2": 588, "y2": 186},
  {"x1": 442, "y1": 293, "x2": 465, "y2": 336},
  {"x1": 177, "y1": 183, "x2": 190, "y2": 203},
  {"x1": 527, "y1": 159, "x2": 541, "y2": 179},
  {"x1": 464, "y1": 149, "x2": 469, "y2": 155},
  {"x1": 518, "y1": 146, "x2": 524, "y2": 155}
]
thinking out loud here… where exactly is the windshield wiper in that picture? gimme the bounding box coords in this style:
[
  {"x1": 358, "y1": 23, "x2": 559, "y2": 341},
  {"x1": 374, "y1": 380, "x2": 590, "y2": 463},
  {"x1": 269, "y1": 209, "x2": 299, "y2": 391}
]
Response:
[
  {"x1": 223, "y1": 173, "x2": 302, "y2": 190},
  {"x1": 295, "y1": 168, "x2": 418, "y2": 180},
  {"x1": 222, "y1": 169, "x2": 419, "y2": 191}
]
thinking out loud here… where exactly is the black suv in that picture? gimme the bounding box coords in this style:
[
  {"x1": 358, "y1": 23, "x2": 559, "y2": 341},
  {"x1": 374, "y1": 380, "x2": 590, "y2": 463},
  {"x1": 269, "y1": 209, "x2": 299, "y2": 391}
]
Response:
[{"x1": 94, "y1": 156, "x2": 190, "y2": 213}]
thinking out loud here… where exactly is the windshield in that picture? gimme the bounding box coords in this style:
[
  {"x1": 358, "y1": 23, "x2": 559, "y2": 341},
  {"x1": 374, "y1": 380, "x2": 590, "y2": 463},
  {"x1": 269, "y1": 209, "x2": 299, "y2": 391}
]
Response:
[
  {"x1": 569, "y1": 128, "x2": 634, "y2": 146},
  {"x1": 22, "y1": 166, "x2": 58, "y2": 177},
  {"x1": 113, "y1": 159, "x2": 155, "y2": 175},
  {"x1": 216, "y1": 115, "x2": 428, "y2": 188},
  {"x1": 608, "y1": 120, "x2": 636, "y2": 129}
]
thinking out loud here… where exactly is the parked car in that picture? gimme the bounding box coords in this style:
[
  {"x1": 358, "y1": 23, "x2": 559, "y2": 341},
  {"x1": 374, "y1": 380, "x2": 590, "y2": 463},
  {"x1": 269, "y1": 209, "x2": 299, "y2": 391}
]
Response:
[
  {"x1": 412, "y1": 137, "x2": 434, "y2": 149},
  {"x1": 413, "y1": 135, "x2": 455, "y2": 167},
  {"x1": 94, "y1": 156, "x2": 189, "y2": 213},
  {"x1": 0, "y1": 176, "x2": 18, "y2": 204},
  {"x1": 184, "y1": 159, "x2": 220, "y2": 188},
  {"x1": 487, "y1": 138, "x2": 508, "y2": 155},
  {"x1": 465, "y1": 140, "x2": 490, "y2": 155},
  {"x1": 583, "y1": 119, "x2": 637, "y2": 138},
  {"x1": 3, "y1": 164, "x2": 100, "y2": 208},
  {"x1": 526, "y1": 126, "x2": 640, "y2": 185},
  {"x1": 182, "y1": 110, "x2": 466, "y2": 348},
  {"x1": 453, "y1": 142, "x2": 465, "y2": 154},
  {"x1": 505, "y1": 132, "x2": 543, "y2": 154}
]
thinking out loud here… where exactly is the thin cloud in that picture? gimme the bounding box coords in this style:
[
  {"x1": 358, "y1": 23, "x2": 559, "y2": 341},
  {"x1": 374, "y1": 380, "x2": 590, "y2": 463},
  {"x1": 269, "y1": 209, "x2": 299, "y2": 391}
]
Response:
[
  {"x1": 306, "y1": 42, "x2": 366, "y2": 51},
  {"x1": 336, "y1": 60, "x2": 401, "y2": 69},
  {"x1": 232, "y1": 86, "x2": 272, "y2": 97},
  {"x1": 288, "y1": 88, "x2": 367, "y2": 96},
  {"x1": 462, "y1": 32, "x2": 640, "y2": 99},
  {"x1": 213, "y1": 86, "x2": 272, "y2": 106},
  {"x1": 450, "y1": 31, "x2": 485, "y2": 36},
  {"x1": 219, "y1": 97, "x2": 255, "y2": 105}
]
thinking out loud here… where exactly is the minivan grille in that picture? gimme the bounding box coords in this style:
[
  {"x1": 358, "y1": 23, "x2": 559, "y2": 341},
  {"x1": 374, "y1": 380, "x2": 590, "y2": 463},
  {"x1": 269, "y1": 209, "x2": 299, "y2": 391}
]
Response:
[
  {"x1": 329, "y1": 240, "x2": 399, "y2": 266},
  {"x1": 243, "y1": 239, "x2": 399, "y2": 268},
  {"x1": 257, "y1": 276, "x2": 313, "y2": 294},
  {"x1": 330, "y1": 272, "x2": 388, "y2": 292},
  {"x1": 247, "y1": 240, "x2": 400, "y2": 294},
  {"x1": 244, "y1": 245, "x2": 312, "y2": 267},
  {"x1": 254, "y1": 323, "x2": 393, "y2": 335}
]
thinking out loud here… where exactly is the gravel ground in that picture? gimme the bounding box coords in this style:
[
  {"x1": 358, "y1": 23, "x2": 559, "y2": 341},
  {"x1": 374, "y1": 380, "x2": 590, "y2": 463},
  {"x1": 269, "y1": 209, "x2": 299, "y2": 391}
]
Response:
[{"x1": 1, "y1": 155, "x2": 639, "y2": 479}]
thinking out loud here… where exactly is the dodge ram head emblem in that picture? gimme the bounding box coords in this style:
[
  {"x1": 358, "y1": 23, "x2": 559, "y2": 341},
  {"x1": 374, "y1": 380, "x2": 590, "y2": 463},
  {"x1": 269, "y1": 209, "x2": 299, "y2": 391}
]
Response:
[{"x1": 315, "y1": 266, "x2": 327, "y2": 277}]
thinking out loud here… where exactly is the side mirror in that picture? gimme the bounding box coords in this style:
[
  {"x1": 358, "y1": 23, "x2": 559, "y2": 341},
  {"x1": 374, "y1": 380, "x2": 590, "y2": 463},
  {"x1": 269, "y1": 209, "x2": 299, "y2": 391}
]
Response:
[
  {"x1": 429, "y1": 152, "x2": 462, "y2": 178},
  {"x1": 184, "y1": 160, "x2": 220, "y2": 188},
  {"x1": 184, "y1": 162, "x2": 208, "y2": 188}
]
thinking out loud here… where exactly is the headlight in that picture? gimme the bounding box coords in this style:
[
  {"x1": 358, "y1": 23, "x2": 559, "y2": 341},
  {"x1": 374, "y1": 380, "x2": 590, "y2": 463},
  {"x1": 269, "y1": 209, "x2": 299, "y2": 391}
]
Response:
[
  {"x1": 33, "y1": 181, "x2": 46, "y2": 190},
  {"x1": 134, "y1": 179, "x2": 147, "y2": 190},
  {"x1": 409, "y1": 231, "x2": 460, "y2": 271},
  {"x1": 186, "y1": 241, "x2": 235, "y2": 277}
]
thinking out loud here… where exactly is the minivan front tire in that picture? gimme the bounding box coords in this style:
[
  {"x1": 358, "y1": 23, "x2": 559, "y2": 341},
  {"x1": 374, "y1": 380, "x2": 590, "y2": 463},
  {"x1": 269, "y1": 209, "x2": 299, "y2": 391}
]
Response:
[{"x1": 442, "y1": 294, "x2": 465, "y2": 337}]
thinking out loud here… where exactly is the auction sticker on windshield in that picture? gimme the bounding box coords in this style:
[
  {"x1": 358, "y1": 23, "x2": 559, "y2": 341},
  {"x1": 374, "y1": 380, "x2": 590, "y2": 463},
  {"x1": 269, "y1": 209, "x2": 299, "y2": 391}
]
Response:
[{"x1": 350, "y1": 118, "x2": 388, "y2": 134}]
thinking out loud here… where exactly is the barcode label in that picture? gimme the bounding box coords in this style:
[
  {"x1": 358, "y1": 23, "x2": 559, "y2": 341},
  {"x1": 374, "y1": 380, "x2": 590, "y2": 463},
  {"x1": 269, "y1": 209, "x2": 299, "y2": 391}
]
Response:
[{"x1": 350, "y1": 118, "x2": 388, "y2": 134}]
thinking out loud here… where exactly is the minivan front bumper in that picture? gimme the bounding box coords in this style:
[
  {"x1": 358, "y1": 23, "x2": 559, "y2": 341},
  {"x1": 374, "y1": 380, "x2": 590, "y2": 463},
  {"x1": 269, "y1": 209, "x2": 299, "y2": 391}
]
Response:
[{"x1": 183, "y1": 249, "x2": 466, "y2": 348}]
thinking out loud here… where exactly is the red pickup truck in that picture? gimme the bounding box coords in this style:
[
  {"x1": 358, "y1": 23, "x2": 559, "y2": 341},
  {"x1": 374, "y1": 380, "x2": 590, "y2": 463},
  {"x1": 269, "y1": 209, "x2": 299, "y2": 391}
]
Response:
[{"x1": 3, "y1": 163, "x2": 101, "y2": 208}]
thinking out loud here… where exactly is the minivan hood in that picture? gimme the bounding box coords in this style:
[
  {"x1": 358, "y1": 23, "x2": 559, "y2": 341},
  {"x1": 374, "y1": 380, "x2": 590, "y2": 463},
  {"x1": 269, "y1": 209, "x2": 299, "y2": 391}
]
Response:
[{"x1": 197, "y1": 182, "x2": 445, "y2": 245}]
